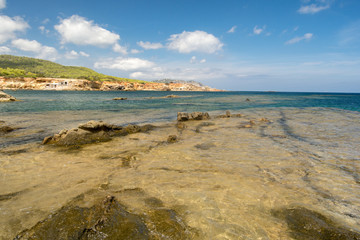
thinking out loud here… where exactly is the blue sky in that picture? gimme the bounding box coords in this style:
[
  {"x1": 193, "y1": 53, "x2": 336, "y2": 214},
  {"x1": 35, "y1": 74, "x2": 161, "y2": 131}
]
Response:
[{"x1": 1, "y1": 0, "x2": 359, "y2": 92}]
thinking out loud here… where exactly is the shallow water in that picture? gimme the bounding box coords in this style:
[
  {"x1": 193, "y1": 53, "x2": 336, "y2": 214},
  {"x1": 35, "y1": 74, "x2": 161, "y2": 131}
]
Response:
[{"x1": 1, "y1": 91, "x2": 360, "y2": 239}]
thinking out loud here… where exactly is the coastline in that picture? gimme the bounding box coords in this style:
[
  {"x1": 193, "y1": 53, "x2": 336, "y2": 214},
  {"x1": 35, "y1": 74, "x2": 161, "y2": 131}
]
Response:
[{"x1": 0, "y1": 77, "x2": 222, "y2": 92}]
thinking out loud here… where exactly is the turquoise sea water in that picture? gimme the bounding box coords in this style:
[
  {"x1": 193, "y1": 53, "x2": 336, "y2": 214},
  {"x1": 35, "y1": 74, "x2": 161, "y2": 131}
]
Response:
[{"x1": 2, "y1": 90, "x2": 360, "y2": 114}]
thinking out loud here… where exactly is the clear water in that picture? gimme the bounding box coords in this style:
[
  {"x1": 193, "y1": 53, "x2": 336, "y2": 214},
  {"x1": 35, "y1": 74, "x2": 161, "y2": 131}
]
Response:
[{"x1": 1, "y1": 90, "x2": 360, "y2": 239}]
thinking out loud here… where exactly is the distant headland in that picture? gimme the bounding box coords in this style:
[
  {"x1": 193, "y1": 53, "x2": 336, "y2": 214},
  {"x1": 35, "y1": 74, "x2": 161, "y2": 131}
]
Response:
[{"x1": 0, "y1": 55, "x2": 221, "y2": 92}]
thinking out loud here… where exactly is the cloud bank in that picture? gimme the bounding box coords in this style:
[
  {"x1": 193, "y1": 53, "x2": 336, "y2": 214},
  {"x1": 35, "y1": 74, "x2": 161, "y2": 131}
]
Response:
[{"x1": 11, "y1": 38, "x2": 58, "y2": 60}]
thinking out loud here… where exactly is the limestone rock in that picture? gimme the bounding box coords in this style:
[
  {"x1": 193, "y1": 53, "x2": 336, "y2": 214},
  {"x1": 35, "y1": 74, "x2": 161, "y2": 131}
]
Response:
[
  {"x1": 177, "y1": 112, "x2": 210, "y2": 121},
  {"x1": 43, "y1": 121, "x2": 155, "y2": 146}
]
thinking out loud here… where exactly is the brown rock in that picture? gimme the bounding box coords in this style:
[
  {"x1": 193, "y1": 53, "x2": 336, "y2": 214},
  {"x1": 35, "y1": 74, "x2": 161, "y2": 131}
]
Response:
[
  {"x1": 113, "y1": 97, "x2": 127, "y2": 100},
  {"x1": 167, "y1": 135, "x2": 178, "y2": 143},
  {"x1": 177, "y1": 112, "x2": 190, "y2": 121},
  {"x1": 190, "y1": 112, "x2": 210, "y2": 120}
]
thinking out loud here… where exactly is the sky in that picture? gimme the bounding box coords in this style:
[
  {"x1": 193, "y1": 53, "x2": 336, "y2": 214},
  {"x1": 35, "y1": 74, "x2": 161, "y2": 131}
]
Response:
[{"x1": 0, "y1": 0, "x2": 360, "y2": 92}]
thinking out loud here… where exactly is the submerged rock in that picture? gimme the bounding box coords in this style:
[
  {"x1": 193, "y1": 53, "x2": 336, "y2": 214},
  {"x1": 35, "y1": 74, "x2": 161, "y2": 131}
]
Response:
[
  {"x1": 15, "y1": 194, "x2": 196, "y2": 240},
  {"x1": 113, "y1": 97, "x2": 127, "y2": 100},
  {"x1": 43, "y1": 121, "x2": 155, "y2": 146},
  {"x1": 0, "y1": 91, "x2": 17, "y2": 102},
  {"x1": 167, "y1": 135, "x2": 178, "y2": 143},
  {"x1": 0, "y1": 124, "x2": 15, "y2": 134},
  {"x1": 272, "y1": 207, "x2": 360, "y2": 240},
  {"x1": 177, "y1": 112, "x2": 210, "y2": 121}
]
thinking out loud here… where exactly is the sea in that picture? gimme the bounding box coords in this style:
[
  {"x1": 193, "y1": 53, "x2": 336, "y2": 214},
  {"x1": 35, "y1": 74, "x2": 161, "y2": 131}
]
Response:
[{"x1": 1, "y1": 90, "x2": 360, "y2": 239}]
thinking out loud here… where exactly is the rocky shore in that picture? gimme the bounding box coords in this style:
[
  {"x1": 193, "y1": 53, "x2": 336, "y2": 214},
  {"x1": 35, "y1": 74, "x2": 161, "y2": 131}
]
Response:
[{"x1": 0, "y1": 77, "x2": 221, "y2": 92}]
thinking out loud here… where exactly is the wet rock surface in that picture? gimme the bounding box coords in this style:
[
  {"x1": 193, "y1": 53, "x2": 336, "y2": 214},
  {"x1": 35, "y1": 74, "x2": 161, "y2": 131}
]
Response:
[
  {"x1": 0, "y1": 90, "x2": 17, "y2": 102},
  {"x1": 42, "y1": 121, "x2": 155, "y2": 146},
  {"x1": 272, "y1": 207, "x2": 360, "y2": 240},
  {"x1": 15, "y1": 193, "x2": 196, "y2": 240}
]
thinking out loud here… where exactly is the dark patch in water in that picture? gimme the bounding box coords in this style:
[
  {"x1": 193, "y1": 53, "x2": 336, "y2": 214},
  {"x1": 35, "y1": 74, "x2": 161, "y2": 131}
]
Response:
[
  {"x1": 194, "y1": 142, "x2": 216, "y2": 150},
  {"x1": 272, "y1": 207, "x2": 360, "y2": 240},
  {"x1": 14, "y1": 192, "x2": 197, "y2": 240}
]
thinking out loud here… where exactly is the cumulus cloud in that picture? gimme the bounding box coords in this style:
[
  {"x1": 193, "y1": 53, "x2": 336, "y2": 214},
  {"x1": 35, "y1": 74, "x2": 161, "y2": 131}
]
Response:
[
  {"x1": 253, "y1": 25, "x2": 265, "y2": 35},
  {"x1": 0, "y1": 46, "x2": 11, "y2": 54},
  {"x1": 227, "y1": 26, "x2": 237, "y2": 33},
  {"x1": 190, "y1": 56, "x2": 197, "y2": 64},
  {"x1": 94, "y1": 57, "x2": 155, "y2": 71},
  {"x1": 167, "y1": 30, "x2": 223, "y2": 54},
  {"x1": 137, "y1": 41, "x2": 163, "y2": 50},
  {"x1": 0, "y1": 15, "x2": 29, "y2": 44},
  {"x1": 285, "y1": 33, "x2": 313, "y2": 44},
  {"x1": 298, "y1": 3, "x2": 330, "y2": 14},
  {"x1": 54, "y1": 15, "x2": 120, "y2": 47},
  {"x1": 0, "y1": 0, "x2": 5, "y2": 9},
  {"x1": 11, "y1": 38, "x2": 58, "y2": 60},
  {"x1": 113, "y1": 43, "x2": 128, "y2": 55}
]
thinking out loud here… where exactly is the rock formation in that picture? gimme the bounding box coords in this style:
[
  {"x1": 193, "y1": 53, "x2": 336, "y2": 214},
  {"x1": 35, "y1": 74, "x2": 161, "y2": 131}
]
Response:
[
  {"x1": 43, "y1": 120, "x2": 155, "y2": 146},
  {"x1": 0, "y1": 90, "x2": 17, "y2": 102}
]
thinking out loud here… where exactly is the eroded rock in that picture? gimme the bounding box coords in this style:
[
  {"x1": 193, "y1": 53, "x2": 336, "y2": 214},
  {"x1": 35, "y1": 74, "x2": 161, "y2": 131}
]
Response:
[
  {"x1": 167, "y1": 135, "x2": 178, "y2": 143},
  {"x1": 177, "y1": 112, "x2": 210, "y2": 121},
  {"x1": 42, "y1": 121, "x2": 155, "y2": 146}
]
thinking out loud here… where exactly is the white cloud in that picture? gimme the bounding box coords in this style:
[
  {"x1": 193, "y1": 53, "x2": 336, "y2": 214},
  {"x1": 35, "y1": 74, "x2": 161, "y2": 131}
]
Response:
[
  {"x1": 286, "y1": 33, "x2": 313, "y2": 44},
  {"x1": 131, "y1": 49, "x2": 142, "y2": 54},
  {"x1": 0, "y1": 15, "x2": 29, "y2": 44},
  {"x1": 65, "y1": 50, "x2": 79, "y2": 59},
  {"x1": 167, "y1": 30, "x2": 223, "y2": 54},
  {"x1": 94, "y1": 57, "x2": 155, "y2": 71},
  {"x1": 54, "y1": 15, "x2": 120, "y2": 47},
  {"x1": 0, "y1": 0, "x2": 6, "y2": 9},
  {"x1": 298, "y1": 3, "x2": 330, "y2": 14},
  {"x1": 253, "y1": 25, "x2": 265, "y2": 35},
  {"x1": 79, "y1": 51, "x2": 89, "y2": 57},
  {"x1": 11, "y1": 38, "x2": 58, "y2": 60},
  {"x1": 227, "y1": 26, "x2": 237, "y2": 33},
  {"x1": 137, "y1": 41, "x2": 164, "y2": 50},
  {"x1": 0, "y1": 46, "x2": 11, "y2": 54},
  {"x1": 190, "y1": 56, "x2": 206, "y2": 64},
  {"x1": 113, "y1": 43, "x2": 128, "y2": 54}
]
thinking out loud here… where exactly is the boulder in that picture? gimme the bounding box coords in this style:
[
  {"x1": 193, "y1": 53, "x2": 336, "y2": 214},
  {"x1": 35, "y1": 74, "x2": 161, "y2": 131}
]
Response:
[
  {"x1": 0, "y1": 91, "x2": 17, "y2": 102},
  {"x1": 177, "y1": 112, "x2": 210, "y2": 121}
]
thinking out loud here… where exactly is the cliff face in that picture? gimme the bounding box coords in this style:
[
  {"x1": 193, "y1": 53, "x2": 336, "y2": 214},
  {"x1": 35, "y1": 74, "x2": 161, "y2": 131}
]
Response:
[{"x1": 0, "y1": 77, "x2": 221, "y2": 92}]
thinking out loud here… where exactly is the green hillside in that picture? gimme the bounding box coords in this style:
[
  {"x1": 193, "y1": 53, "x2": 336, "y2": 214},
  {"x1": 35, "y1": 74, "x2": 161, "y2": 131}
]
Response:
[{"x1": 0, "y1": 55, "x2": 145, "y2": 83}]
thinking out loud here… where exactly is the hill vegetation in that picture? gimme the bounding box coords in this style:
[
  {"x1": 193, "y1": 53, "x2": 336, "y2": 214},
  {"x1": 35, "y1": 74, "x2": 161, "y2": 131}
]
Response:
[{"x1": 0, "y1": 55, "x2": 145, "y2": 83}]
